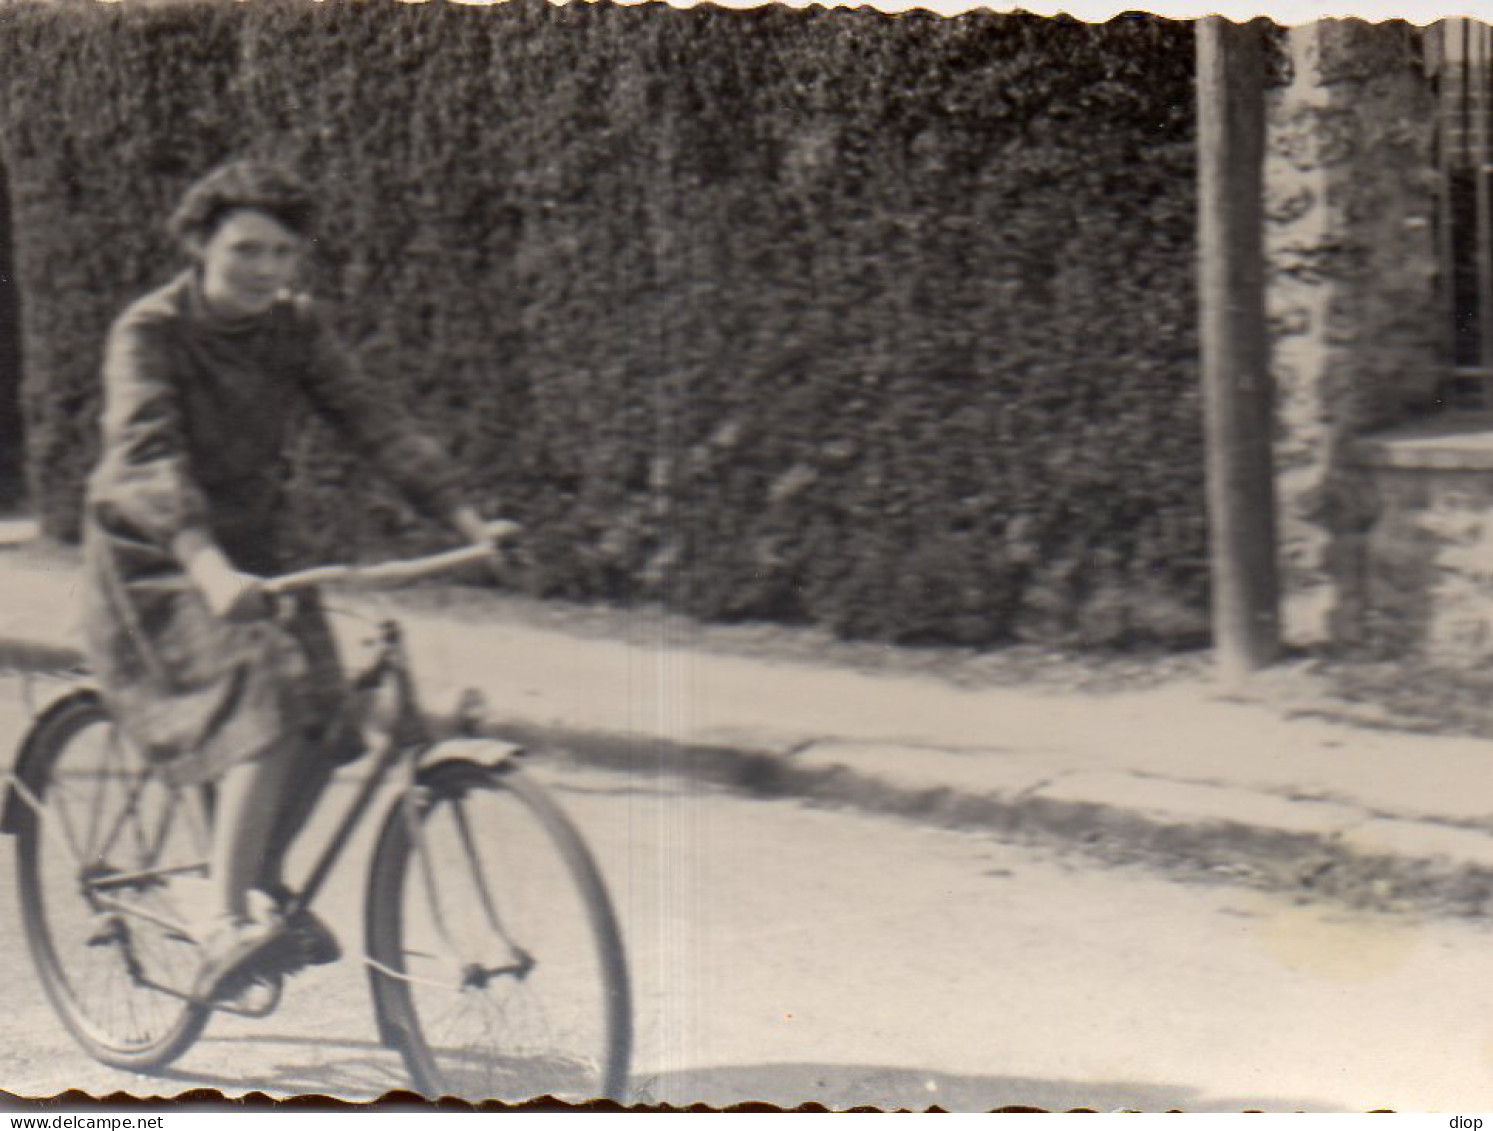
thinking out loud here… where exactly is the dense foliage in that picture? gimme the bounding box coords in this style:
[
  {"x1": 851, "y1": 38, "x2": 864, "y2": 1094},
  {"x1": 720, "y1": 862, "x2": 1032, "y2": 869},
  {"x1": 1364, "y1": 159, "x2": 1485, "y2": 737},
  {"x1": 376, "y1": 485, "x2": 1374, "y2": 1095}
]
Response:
[
  {"x1": 0, "y1": 161, "x2": 20, "y2": 505},
  {"x1": 0, "y1": 0, "x2": 1203, "y2": 647}
]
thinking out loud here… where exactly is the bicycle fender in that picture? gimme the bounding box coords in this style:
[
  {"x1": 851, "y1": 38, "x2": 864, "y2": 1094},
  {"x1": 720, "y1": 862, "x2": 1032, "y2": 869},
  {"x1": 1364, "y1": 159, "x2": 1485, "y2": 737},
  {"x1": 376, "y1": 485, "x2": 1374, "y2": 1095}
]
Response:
[
  {"x1": 1, "y1": 687, "x2": 102, "y2": 836},
  {"x1": 422, "y1": 737, "x2": 525, "y2": 771}
]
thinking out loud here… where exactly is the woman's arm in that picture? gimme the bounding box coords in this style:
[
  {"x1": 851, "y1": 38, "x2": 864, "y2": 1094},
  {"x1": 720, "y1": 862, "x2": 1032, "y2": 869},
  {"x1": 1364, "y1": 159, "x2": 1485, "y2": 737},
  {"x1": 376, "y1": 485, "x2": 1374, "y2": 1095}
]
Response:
[
  {"x1": 94, "y1": 311, "x2": 210, "y2": 545},
  {"x1": 94, "y1": 309, "x2": 268, "y2": 620},
  {"x1": 289, "y1": 298, "x2": 489, "y2": 541},
  {"x1": 172, "y1": 529, "x2": 271, "y2": 621}
]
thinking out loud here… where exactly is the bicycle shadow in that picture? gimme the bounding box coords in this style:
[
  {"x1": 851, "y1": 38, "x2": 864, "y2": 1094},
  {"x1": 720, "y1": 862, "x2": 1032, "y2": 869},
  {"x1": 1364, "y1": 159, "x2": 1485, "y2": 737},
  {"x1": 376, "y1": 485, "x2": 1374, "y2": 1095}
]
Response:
[
  {"x1": 151, "y1": 1034, "x2": 407, "y2": 1101},
  {"x1": 148, "y1": 1046, "x2": 1343, "y2": 1112},
  {"x1": 619, "y1": 1063, "x2": 1342, "y2": 1113}
]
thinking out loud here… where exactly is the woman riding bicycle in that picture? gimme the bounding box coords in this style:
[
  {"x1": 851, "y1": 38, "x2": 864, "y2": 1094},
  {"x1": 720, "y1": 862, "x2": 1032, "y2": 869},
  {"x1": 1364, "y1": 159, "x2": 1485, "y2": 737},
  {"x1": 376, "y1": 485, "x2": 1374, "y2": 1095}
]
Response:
[{"x1": 80, "y1": 159, "x2": 497, "y2": 1001}]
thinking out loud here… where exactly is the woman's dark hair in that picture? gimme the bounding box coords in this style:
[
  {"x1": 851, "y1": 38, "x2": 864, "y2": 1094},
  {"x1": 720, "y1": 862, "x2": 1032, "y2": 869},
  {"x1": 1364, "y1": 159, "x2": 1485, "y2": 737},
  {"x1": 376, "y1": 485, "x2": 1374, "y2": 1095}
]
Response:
[{"x1": 168, "y1": 160, "x2": 315, "y2": 248}]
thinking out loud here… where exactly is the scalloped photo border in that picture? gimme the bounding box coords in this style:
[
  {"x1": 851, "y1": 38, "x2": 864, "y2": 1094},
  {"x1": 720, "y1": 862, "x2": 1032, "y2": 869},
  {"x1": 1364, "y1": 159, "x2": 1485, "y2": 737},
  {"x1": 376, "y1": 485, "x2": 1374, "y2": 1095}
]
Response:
[{"x1": 193, "y1": 0, "x2": 1493, "y2": 28}]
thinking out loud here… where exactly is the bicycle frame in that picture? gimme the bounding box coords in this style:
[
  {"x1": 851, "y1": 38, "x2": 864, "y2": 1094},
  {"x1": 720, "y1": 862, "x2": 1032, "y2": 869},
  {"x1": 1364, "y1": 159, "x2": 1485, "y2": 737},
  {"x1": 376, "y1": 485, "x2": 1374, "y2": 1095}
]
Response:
[
  {"x1": 4, "y1": 614, "x2": 513, "y2": 952},
  {"x1": 0, "y1": 523, "x2": 638, "y2": 1101},
  {"x1": 4, "y1": 521, "x2": 527, "y2": 982},
  {"x1": 285, "y1": 617, "x2": 432, "y2": 917}
]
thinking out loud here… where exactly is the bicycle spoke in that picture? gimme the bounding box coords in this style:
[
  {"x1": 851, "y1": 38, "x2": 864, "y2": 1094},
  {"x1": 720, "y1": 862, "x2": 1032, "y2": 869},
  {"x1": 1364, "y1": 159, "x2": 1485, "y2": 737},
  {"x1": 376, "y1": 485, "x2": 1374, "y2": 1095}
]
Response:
[
  {"x1": 369, "y1": 767, "x2": 628, "y2": 1102},
  {"x1": 81, "y1": 746, "x2": 111, "y2": 864},
  {"x1": 36, "y1": 774, "x2": 87, "y2": 863},
  {"x1": 141, "y1": 784, "x2": 179, "y2": 866},
  {"x1": 83, "y1": 725, "x2": 137, "y2": 862},
  {"x1": 17, "y1": 693, "x2": 209, "y2": 1068},
  {"x1": 91, "y1": 735, "x2": 154, "y2": 868},
  {"x1": 8, "y1": 775, "x2": 84, "y2": 871}
]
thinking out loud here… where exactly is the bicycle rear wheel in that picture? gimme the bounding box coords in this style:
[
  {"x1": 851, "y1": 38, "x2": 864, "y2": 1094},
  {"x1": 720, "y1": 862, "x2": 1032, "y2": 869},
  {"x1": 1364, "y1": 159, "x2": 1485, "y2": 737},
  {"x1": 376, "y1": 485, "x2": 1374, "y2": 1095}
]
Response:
[
  {"x1": 12, "y1": 690, "x2": 211, "y2": 1070},
  {"x1": 365, "y1": 757, "x2": 631, "y2": 1103}
]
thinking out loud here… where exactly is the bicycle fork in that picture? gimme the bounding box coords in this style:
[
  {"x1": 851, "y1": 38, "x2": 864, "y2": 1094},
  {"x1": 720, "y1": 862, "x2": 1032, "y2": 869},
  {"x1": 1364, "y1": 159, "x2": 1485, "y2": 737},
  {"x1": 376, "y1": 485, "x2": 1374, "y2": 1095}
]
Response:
[{"x1": 400, "y1": 770, "x2": 535, "y2": 990}]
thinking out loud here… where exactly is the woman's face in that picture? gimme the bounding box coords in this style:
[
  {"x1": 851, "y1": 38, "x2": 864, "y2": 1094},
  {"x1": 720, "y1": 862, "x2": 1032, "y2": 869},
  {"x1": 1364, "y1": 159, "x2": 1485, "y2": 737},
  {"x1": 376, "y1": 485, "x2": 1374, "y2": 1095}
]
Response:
[{"x1": 192, "y1": 207, "x2": 304, "y2": 319}]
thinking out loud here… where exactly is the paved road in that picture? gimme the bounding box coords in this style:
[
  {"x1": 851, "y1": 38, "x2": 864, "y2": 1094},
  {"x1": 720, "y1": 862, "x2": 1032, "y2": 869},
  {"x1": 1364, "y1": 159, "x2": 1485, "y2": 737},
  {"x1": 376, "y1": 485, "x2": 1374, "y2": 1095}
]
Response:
[{"x1": 1, "y1": 678, "x2": 1493, "y2": 1111}]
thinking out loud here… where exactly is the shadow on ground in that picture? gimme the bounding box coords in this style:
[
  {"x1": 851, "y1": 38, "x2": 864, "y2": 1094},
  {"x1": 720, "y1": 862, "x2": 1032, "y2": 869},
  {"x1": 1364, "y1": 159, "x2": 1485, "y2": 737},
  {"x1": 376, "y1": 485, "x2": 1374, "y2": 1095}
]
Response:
[
  {"x1": 150, "y1": 1034, "x2": 406, "y2": 1102},
  {"x1": 628, "y1": 1062, "x2": 1341, "y2": 1112},
  {"x1": 143, "y1": 1041, "x2": 1339, "y2": 1112}
]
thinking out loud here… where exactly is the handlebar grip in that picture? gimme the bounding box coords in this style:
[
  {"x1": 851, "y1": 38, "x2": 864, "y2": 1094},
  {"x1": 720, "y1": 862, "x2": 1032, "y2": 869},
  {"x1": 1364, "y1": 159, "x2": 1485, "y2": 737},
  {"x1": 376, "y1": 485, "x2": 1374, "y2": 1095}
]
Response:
[{"x1": 483, "y1": 519, "x2": 522, "y2": 542}]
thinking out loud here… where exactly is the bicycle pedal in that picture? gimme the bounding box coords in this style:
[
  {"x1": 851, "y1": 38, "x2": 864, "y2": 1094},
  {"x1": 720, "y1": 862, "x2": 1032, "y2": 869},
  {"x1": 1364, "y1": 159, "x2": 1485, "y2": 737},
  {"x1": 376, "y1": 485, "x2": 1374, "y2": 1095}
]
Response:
[{"x1": 214, "y1": 973, "x2": 283, "y2": 1018}]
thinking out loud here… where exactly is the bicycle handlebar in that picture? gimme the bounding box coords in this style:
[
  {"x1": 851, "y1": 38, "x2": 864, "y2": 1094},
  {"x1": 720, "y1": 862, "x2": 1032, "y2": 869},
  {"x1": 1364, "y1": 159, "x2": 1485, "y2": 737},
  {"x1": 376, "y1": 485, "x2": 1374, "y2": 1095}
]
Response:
[
  {"x1": 0, "y1": 523, "x2": 518, "y2": 674},
  {"x1": 263, "y1": 521, "x2": 518, "y2": 597}
]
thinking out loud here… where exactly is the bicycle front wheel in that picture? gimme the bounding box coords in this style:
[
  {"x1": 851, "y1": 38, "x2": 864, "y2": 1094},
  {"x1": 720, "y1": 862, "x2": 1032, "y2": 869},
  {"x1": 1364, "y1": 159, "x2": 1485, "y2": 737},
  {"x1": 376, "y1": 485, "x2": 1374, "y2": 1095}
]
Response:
[
  {"x1": 13, "y1": 690, "x2": 211, "y2": 1070},
  {"x1": 365, "y1": 757, "x2": 631, "y2": 1103}
]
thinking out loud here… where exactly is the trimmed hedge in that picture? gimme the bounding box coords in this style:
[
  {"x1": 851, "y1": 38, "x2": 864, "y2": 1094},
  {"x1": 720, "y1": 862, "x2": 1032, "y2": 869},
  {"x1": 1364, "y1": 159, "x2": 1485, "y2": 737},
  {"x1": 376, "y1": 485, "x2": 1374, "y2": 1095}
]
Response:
[
  {"x1": 0, "y1": 0, "x2": 1204, "y2": 647},
  {"x1": 0, "y1": 0, "x2": 246, "y2": 516},
  {"x1": 0, "y1": 159, "x2": 20, "y2": 505}
]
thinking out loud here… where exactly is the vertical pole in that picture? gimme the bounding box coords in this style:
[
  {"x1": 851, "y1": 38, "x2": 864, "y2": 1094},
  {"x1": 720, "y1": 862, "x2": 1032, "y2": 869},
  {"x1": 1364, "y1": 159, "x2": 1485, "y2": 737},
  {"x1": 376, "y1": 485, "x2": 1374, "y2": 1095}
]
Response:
[
  {"x1": 1434, "y1": 21, "x2": 1459, "y2": 388},
  {"x1": 1476, "y1": 24, "x2": 1493, "y2": 401},
  {"x1": 1197, "y1": 17, "x2": 1280, "y2": 682}
]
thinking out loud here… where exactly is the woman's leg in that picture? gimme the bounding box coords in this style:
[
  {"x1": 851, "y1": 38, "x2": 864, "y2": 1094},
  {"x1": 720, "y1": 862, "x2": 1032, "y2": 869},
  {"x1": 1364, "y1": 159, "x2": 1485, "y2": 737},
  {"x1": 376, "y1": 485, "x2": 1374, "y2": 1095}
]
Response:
[
  {"x1": 209, "y1": 741, "x2": 299, "y2": 922},
  {"x1": 253, "y1": 746, "x2": 335, "y2": 896},
  {"x1": 245, "y1": 738, "x2": 345, "y2": 967},
  {"x1": 253, "y1": 593, "x2": 354, "y2": 895},
  {"x1": 194, "y1": 743, "x2": 304, "y2": 996}
]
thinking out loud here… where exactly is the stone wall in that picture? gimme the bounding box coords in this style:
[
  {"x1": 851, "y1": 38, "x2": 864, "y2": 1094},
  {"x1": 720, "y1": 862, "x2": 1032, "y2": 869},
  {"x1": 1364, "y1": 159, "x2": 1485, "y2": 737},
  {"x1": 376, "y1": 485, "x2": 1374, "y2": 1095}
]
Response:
[
  {"x1": 1265, "y1": 20, "x2": 1443, "y2": 648},
  {"x1": 1349, "y1": 420, "x2": 1493, "y2": 664}
]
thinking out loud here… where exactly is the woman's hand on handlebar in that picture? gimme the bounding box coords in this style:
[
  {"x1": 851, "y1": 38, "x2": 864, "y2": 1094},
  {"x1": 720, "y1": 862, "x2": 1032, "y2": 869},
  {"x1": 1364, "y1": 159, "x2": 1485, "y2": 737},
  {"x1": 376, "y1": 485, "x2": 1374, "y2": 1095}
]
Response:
[
  {"x1": 175, "y1": 535, "x2": 273, "y2": 622},
  {"x1": 197, "y1": 561, "x2": 273, "y2": 622},
  {"x1": 449, "y1": 504, "x2": 521, "y2": 558}
]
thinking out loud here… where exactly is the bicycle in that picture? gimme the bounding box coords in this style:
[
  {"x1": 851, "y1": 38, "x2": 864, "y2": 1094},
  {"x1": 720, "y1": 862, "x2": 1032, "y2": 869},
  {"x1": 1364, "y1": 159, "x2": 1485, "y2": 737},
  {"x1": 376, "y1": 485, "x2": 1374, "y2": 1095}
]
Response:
[{"x1": 0, "y1": 530, "x2": 632, "y2": 1102}]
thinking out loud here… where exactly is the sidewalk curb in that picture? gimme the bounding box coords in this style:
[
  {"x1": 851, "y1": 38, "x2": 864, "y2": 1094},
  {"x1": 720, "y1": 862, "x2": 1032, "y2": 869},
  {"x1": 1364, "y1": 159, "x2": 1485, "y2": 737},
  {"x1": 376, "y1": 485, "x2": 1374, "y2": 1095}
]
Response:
[
  {"x1": 502, "y1": 718, "x2": 1493, "y2": 918},
  {"x1": 6, "y1": 543, "x2": 1493, "y2": 919}
]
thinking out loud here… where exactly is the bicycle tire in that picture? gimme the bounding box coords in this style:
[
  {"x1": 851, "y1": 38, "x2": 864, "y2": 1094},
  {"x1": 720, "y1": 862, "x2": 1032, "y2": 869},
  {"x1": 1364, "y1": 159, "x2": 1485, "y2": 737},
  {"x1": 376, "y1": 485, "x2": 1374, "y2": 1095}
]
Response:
[
  {"x1": 13, "y1": 690, "x2": 211, "y2": 1070},
  {"x1": 365, "y1": 757, "x2": 631, "y2": 1102}
]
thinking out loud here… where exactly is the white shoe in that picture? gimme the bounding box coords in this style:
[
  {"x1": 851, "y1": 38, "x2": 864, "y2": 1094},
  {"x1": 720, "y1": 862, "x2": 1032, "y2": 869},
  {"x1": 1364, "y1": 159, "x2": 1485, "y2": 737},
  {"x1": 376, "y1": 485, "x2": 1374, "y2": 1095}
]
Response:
[
  {"x1": 169, "y1": 878, "x2": 281, "y2": 944},
  {"x1": 190, "y1": 913, "x2": 283, "y2": 1004}
]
